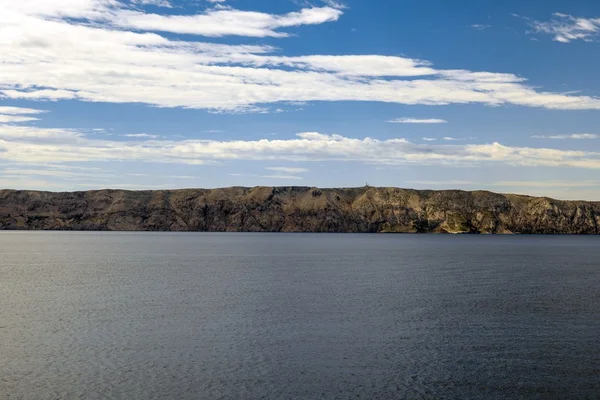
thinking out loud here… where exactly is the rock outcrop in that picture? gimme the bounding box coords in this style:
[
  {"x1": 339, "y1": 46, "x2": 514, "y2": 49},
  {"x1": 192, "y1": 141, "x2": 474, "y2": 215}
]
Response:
[{"x1": 1, "y1": 187, "x2": 599, "y2": 233}]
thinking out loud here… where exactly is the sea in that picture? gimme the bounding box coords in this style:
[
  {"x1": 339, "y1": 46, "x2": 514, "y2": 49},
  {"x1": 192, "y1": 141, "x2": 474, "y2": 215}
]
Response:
[{"x1": 1, "y1": 232, "x2": 599, "y2": 399}]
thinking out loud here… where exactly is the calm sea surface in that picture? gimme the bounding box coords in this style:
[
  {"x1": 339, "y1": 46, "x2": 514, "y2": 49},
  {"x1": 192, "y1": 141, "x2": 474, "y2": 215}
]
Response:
[{"x1": 1, "y1": 232, "x2": 599, "y2": 399}]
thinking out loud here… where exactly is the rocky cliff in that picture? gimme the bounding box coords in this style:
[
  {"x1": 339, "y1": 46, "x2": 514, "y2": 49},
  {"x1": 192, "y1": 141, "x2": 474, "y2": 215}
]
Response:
[{"x1": 1, "y1": 187, "x2": 599, "y2": 233}]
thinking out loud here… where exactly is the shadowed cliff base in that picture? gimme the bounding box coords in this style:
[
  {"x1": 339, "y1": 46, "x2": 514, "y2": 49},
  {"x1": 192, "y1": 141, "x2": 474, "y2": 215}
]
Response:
[{"x1": 1, "y1": 187, "x2": 599, "y2": 234}]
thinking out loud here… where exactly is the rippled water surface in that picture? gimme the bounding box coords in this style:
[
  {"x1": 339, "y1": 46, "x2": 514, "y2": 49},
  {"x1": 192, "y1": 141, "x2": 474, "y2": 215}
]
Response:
[{"x1": 1, "y1": 232, "x2": 599, "y2": 399}]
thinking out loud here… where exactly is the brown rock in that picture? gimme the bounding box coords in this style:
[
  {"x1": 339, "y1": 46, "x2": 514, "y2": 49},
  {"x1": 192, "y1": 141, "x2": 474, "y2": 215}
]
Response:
[{"x1": 0, "y1": 187, "x2": 598, "y2": 233}]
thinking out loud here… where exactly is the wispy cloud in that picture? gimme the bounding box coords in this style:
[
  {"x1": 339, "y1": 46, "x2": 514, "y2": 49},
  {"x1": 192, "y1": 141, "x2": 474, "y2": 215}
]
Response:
[
  {"x1": 408, "y1": 179, "x2": 600, "y2": 189},
  {"x1": 265, "y1": 167, "x2": 309, "y2": 173},
  {"x1": 407, "y1": 180, "x2": 477, "y2": 185},
  {"x1": 124, "y1": 133, "x2": 160, "y2": 139},
  {"x1": 523, "y1": 12, "x2": 600, "y2": 43},
  {"x1": 113, "y1": 6, "x2": 343, "y2": 38},
  {"x1": 491, "y1": 180, "x2": 600, "y2": 188},
  {"x1": 531, "y1": 134, "x2": 598, "y2": 140},
  {"x1": 262, "y1": 175, "x2": 304, "y2": 180},
  {"x1": 422, "y1": 137, "x2": 437, "y2": 141},
  {"x1": 0, "y1": 106, "x2": 46, "y2": 115},
  {"x1": 388, "y1": 118, "x2": 448, "y2": 124},
  {"x1": 320, "y1": 0, "x2": 347, "y2": 9},
  {"x1": 0, "y1": 106, "x2": 46, "y2": 124},
  {"x1": 0, "y1": 115, "x2": 40, "y2": 123},
  {"x1": 2, "y1": 117, "x2": 600, "y2": 169},
  {"x1": 443, "y1": 136, "x2": 476, "y2": 141},
  {"x1": 7, "y1": 165, "x2": 600, "y2": 200},
  {"x1": 132, "y1": 0, "x2": 173, "y2": 7},
  {"x1": 469, "y1": 24, "x2": 491, "y2": 30}
]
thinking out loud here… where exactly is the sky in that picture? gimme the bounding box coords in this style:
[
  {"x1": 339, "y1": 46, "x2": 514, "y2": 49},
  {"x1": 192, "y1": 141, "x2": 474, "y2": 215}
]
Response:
[{"x1": 1, "y1": 0, "x2": 600, "y2": 200}]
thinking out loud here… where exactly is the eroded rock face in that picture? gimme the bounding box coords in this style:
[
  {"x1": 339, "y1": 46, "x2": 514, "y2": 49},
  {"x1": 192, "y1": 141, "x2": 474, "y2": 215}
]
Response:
[{"x1": 0, "y1": 187, "x2": 599, "y2": 233}]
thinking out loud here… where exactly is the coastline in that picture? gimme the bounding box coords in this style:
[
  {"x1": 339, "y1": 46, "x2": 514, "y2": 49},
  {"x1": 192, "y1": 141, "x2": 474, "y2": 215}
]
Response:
[{"x1": 2, "y1": 186, "x2": 599, "y2": 234}]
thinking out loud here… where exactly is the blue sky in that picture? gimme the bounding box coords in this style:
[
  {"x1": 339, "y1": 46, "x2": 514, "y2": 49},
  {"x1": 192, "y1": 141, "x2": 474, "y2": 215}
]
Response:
[{"x1": 1, "y1": 0, "x2": 600, "y2": 199}]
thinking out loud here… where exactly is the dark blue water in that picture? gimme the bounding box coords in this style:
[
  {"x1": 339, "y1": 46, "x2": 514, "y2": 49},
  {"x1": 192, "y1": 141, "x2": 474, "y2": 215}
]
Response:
[{"x1": 1, "y1": 233, "x2": 599, "y2": 399}]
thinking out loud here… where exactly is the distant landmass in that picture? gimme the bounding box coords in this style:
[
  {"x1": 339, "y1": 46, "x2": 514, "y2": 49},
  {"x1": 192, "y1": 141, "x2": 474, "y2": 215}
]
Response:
[{"x1": 1, "y1": 187, "x2": 599, "y2": 233}]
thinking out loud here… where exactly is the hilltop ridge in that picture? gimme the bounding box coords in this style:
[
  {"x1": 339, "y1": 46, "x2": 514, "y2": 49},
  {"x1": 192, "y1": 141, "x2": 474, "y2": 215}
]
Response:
[{"x1": 1, "y1": 187, "x2": 599, "y2": 233}]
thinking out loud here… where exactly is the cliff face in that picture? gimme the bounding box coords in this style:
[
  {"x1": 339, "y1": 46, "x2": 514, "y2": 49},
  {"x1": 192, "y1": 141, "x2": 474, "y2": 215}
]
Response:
[{"x1": 1, "y1": 187, "x2": 599, "y2": 233}]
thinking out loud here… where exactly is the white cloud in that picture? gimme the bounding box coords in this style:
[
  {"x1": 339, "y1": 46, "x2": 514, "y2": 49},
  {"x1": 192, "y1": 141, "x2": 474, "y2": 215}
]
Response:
[
  {"x1": 266, "y1": 55, "x2": 436, "y2": 77},
  {"x1": 0, "y1": 115, "x2": 40, "y2": 123},
  {"x1": 469, "y1": 24, "x2": 491, "y2": 30},
  {"x1": 491, "y1": 180, "x2": 600, "y2": 188},
  {"x1": 422, "y1": 137, "x2": 437, "y2": 142},
  {"x1": 442, "y1": 136, "x2": 477, "y2": 141},
  {"x1": 526, "y1": 13, "x2": 600, "y2": 43},
  {"x1": 0, "y1": 167, "x2": 113, "y2": 180},
  {"x1": 2, "y1": 90, "x2": 78, "y2": 101},
  {"x1": 388, "y1": 118, "x2": 447, "y2": 124},
  {"x1": 169, "y1": 175, "x2": 196, "y2": 179},
  {"x1": 0, "y1": 0, "x2": 116, "y2": 19},
  {"x1": 262, "y1": 174, "x2": 303, "y2": 180},
  {"x1": 112, "y1": 6, "x2": 343, "y2": 38},
  {"x1": 2, "y1": 120, "x2": 600, "y2": 170},
  {"x1": 5, "y1": 153, "x2": 600, "y2": 200},
  {"x1": 532, "y1": 134, "x2": 598, "y2": 139},
  {"x1": 0, "y1": 3, "x2": 598, "y2": 112},
  {"x1": 3, "y1": 115, "x2": 600, "y2": 200},
  {"x1": 407, "y1": 180, "x2": 477, "y2": 186},
  {"x1": 124, "y1": 133, "x2": 160, "y2": 139},
  {"x1": 265, "y1": 167, "x2": 309, "y2": 173},
  {"x1": 0, "y1": 106, "x2": 46, "y2": 115},
  {"x1": 320, "y1": 0, "x2": 346, "y2": 9},
  {"x1": 132, "y1": 0, "x2": 172, "y2": 7},
  {"x1": 0, "y1": 162, "x2": 106, "y2": 172},
  {"x1": 407, "y1": 179, "x2": 600, "y2": 189},
  {"x1": 0, "y1": 125, "x2": 84, "y2": 142}
]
